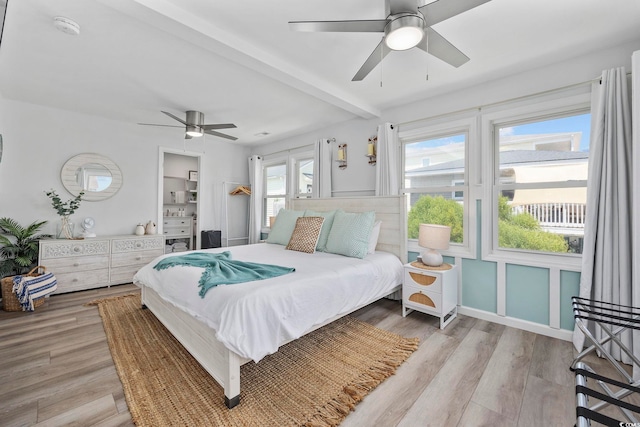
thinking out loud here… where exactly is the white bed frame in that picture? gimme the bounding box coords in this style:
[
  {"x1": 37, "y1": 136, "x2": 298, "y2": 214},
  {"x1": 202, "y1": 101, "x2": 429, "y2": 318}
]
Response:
[{"x1": 140, "y1": 196, "x2": 407, "y2": 408}]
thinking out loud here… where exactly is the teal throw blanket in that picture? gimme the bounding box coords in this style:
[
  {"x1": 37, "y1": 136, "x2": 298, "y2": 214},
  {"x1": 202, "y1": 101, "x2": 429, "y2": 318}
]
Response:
[{"x1": 153, "y1": 251, "x2": 295, "y2": 298}]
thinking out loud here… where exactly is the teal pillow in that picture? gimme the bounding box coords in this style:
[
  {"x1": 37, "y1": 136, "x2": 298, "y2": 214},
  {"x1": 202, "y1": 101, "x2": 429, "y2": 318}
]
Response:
[
  {"x1": 325, "y1": 210, "x2": 375, "y2": 259},
  {"x1": 266, "y1": 209, "x2": 305, "y2": 245},
  {"x1": 304, "y1": 210, "x2": 336, "y2": 252}
]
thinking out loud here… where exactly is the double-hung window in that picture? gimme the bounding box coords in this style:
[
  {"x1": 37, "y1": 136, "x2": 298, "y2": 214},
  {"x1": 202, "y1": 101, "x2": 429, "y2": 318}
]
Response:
[
  {"x1": 262, "y1": 148, "x2": 315, "y2": 227},
  {"x1": 401, "y1": 116, "x2": 477, "y2": 258},
  {"x1": 483, "y1": 96, "x2": 591, "y2": 267}
]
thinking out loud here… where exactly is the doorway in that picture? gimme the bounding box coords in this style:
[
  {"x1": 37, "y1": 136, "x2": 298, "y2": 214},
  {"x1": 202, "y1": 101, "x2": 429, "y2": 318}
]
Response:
[{"x1": 158, "y1": 148, "x2": 202, "y2": 251}]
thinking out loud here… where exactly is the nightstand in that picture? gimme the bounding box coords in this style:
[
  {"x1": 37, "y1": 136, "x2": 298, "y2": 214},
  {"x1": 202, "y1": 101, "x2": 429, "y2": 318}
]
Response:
[{"x1": 402, "y1": 261, "x2": 458, "y2": 329}]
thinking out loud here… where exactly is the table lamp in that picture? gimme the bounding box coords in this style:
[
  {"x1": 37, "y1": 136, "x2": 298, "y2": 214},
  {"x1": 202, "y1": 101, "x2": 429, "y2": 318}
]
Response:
[{"x1": 418, "y1": 224, "x2": 451, "y2": 267}]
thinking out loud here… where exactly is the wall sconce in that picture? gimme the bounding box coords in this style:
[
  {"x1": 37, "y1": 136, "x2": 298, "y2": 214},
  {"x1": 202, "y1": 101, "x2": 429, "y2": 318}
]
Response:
[
  {"x1": 366, "y1": 136, "x2": 377, "y2": 165},
  {"x1": 336, "y1": 143, "x2": 347, "y2": 169}
]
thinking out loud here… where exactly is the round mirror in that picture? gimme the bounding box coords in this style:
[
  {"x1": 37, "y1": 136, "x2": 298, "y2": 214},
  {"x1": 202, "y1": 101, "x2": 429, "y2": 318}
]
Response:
[{"x1": 61, "y1": 153, "x2": 122, "y2": 201}]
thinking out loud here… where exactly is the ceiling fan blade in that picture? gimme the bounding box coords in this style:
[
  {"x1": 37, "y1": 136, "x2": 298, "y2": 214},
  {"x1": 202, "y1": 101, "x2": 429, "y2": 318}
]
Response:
[
  {"x1": 389, "y1": 0, "x2": 418, "y2": 15},
  {"x1": 417, "y1": 27, "x2": 469, "y2": 68},
  {"x1": 137, "y1": 123, "x2": 183, "y2": 128},
  {"x1": 419, "y1": 0, "x2": 491, "y2": 27},
  {"x1": 289, "y1": 20, "x2": 387, "y2": 33},
  {"x1": 352, "y1": 40, "x2": 391, "y2": 81},
  {"x1": 201, "y1": 123, "x2": 237, "y2": 130},
  {"x1": 161, "y1": 110, "x2": 187, "y2": 125},
  {"x1": 203, "y1": 129, "x2": 238, "y2": 141}
]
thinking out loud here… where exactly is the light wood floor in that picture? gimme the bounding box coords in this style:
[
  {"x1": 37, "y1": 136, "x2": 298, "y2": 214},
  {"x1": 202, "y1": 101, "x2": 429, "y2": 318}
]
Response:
[{"x1": 0, "y1": 284, "x2": 632, "y2": 426}]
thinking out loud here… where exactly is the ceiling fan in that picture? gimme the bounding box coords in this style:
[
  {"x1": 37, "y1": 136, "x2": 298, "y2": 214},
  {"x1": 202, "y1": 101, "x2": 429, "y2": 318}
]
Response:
[
  {"x1": 289, "y1": 0, "x2": 492, "y2": 81},
  {"x1": 139, "y1": 110, "x2": 238, "y2": 141}
]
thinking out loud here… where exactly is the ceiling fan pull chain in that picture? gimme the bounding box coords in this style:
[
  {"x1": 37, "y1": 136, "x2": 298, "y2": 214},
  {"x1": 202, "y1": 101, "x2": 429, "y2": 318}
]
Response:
[
  {"x1": 425, "y1": 31, "x2": 429, "y2": 81},
  {"x1": 380, "y1": 41, "x2": 384, "y2": 88}
]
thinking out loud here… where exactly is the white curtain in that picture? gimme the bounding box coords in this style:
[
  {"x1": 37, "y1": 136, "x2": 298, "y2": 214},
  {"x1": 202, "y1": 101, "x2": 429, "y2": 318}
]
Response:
[
  {"x1": 573, "y1": 67, "x2": 634, "y2": 367},
  {"x1": 312, "y1": 138, "x2": 332, "y2": 198},
  {"x1": 375, "y1": 122, "x2": 400, "y2": 196},
  {"x1": 247, "y1": 155, "x2": 263, "y2": 244}
]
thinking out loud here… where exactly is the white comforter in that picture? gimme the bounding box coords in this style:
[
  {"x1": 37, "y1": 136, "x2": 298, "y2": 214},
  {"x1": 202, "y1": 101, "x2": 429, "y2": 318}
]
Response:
[{"x1": 133, "y1": 243, "x2": 402, "y2": 362}]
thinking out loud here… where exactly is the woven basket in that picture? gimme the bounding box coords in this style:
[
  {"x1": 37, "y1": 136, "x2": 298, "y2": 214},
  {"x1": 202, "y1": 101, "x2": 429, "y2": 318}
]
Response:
[{"x1": 1, "y1": 266, "x2": 47, "y2": 312}]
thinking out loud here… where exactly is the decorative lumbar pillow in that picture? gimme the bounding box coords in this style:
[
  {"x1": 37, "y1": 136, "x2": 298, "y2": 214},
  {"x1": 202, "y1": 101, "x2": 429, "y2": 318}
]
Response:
[
  {"x1": 368, "y1": 220, "x2": 382, "y2": 254},
  {"x1": 304, "y1": 209, "x2": 336, "y2": 252},
  {"x1": 266, "y1": 209, "x2": 305, "y2": 245},
  {"x1": 325, "y1": 210, "x2": 375, "y2": 259},
  {"x1": 286, "y1": 216, "x2": 325, "y2": 254}
]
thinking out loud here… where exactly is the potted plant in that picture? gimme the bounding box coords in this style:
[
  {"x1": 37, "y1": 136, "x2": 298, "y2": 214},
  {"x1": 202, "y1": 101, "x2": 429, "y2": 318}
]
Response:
[
  {"x1": 0, "y1": 218, "x2": 52, "y2": 278},
  {"x1": 45, "y1": 189, "x2": 84, "y2": 239}
]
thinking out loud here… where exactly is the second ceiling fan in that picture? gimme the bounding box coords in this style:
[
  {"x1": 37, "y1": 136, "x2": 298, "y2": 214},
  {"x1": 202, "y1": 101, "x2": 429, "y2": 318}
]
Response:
[
  {"x1": 139, "y1": 110, "x2": 238, "y2": 141},
  {"x1": 289, "y1": 0, "x2": 492, "y2": 81}
]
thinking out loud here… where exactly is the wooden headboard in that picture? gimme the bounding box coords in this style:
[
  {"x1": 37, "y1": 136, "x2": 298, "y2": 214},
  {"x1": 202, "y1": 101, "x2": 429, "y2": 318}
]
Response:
[{"x1": 289, "y1": 196, "x2": 407, "y2": 263}]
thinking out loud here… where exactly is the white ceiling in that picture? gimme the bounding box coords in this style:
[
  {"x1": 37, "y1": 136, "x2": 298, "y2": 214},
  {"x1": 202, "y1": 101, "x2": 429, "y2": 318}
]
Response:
[{"x1": 1, "y1": 0, "x2": 639, "y2": 145}]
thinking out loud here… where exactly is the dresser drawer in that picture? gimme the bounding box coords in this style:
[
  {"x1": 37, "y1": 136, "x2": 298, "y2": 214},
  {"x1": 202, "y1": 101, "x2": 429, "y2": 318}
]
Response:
[
  {"x1": 163, "y1": 218, "x2": 191, "y2": 227},
  {"x1": 54, "y1": 268, "x2": 110, "y2": 293},
  {"x1": 40, "y1": 239, "x2": 110, "y2": 259},
  {"x1": 43, "y1": 255, "x2": 110, "y2": 272},
  {"x1": 111, "y1": 236, "x2": 164, "y2": 253},
  {"x1": 403, "y1": 269, "x2": 442, "y2": 293},
  {"x1": 163, "y1": 226, "x2": 191, "y2": 236},
  {"x1": 111, "y1": 249, "x2": 162, "y2": 268},
  {"x1": 110, "y1": 265, "x2": 144, "y2": 285}
]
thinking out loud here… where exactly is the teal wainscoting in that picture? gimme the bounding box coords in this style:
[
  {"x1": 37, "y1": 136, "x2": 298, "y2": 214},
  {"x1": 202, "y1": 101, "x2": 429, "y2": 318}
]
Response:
[
  {"x1": 506, "y1": 264, "x2": 549, "y2": 325},
  {"x1": 560, "y1": 270, "x2": 581, "y2": 330},
  {"x1": 461, "y1": 258, "x2": 498, "y2": 313}
]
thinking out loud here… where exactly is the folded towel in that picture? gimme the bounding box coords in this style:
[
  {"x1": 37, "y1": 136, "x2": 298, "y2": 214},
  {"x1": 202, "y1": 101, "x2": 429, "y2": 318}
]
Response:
[{"x1": 153, "y1": 251, "x2": 295, "y2": 297}]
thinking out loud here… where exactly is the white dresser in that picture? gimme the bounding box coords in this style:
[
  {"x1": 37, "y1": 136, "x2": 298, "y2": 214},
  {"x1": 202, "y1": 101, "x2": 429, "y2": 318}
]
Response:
[
  {"x1": 38, "y1": 235, "x2": 164, "y2": 294},
  {"x1": 163, "y1": 216, "x2": 193, "y2": 249}
]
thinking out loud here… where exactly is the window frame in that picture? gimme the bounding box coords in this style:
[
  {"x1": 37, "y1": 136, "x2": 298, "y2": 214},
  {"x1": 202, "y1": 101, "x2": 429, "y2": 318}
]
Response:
[
  {"x1": 480, "y1": 92, "x2": 591, "y2": 270},
  {"x1": 400, "y1": 114, "x2": 479, "y2": 260},
  {"x1": 261, "y1": 146, "x2": 315, "y2": 229}
]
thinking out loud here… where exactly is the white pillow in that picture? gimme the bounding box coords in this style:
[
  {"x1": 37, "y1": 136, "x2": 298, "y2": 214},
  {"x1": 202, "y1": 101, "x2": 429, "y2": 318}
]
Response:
[{"x1": 368, "y1": 221, "x2": 382, "y2": 254}]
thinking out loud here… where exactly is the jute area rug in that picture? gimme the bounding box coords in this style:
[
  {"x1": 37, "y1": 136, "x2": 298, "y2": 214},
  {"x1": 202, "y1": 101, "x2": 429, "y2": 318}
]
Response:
[{"x1": 90, "y1": 294, "x2": 418, "y2": 427}]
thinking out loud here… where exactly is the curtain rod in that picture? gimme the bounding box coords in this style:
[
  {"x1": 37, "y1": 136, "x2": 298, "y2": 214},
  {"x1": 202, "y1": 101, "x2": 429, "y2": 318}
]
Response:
[{"x1": 397, "y1": 70, "x2": 632, "y2": 128}]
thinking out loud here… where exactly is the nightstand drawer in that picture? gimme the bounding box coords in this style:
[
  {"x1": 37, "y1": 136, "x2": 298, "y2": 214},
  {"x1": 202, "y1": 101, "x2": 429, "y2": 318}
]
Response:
[
  {"x1": 403, "y1": 288, "x2": 441, "y2": 315},
  {"x1": 404, "y1": 270, "x2": 442, "y2": 293}
]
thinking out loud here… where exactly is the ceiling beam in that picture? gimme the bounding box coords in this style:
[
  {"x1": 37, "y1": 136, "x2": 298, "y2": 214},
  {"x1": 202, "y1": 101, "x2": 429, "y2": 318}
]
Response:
[{"x1": 97, "y1": 0, "x2": 381, "y2": 119}]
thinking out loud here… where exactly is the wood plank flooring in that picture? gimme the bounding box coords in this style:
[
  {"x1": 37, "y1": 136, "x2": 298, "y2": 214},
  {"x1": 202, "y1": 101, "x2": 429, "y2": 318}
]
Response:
[{"x1": 0, "y1": 284, "x2": 630, "y2": 426}]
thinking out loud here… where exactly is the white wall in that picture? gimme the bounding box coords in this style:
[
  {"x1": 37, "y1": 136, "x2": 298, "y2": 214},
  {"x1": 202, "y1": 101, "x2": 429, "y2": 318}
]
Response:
[{"x1": 0, "y1": 98, "x2": 249, "y2": 238}]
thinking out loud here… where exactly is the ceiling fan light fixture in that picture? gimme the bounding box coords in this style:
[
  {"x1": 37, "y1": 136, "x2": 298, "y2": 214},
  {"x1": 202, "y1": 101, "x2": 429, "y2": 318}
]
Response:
[
  {"x1": 186, "y1": 125, "x2": 203, "y2": 137},
  {"x1": 384, "y1": 15, "x2": 424, "y2": 51}
]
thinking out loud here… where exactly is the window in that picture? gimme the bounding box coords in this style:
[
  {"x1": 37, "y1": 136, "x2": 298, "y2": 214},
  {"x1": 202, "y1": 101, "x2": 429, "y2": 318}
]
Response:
[
  {"x1": 263, "y1": 163, "x2": 286, "y2": 227},
  {"x1": 294, "y1": 157, "x2": 314, "y2": 198},
  {"x1": 401, "y1": 116, "x2": 476, "y2": 258},
  {"x1": 493, "y1": 110, "x2": 590, "y2": 257},
  {"x1": 262, "y1": 148, "x2": 315, "y2": 227}
]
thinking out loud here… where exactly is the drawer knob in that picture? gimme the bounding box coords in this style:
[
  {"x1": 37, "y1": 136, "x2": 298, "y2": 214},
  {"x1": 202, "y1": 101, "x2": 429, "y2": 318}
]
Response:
[
  {"x1": 72, "y1": 278, "x2": 78, "y2": 282},
  {"x1": 73, "y1": 246, "x2": 81, "y2": 253},
  {"x1": 136, "y1": 256, "x2": 142, "y2": 260},
  {"x1": 136, "y1": 242, "x2": 142, "y2": 248},
  {"x1": 73, "y1": 263, "x2": 79, "y2": 267}
]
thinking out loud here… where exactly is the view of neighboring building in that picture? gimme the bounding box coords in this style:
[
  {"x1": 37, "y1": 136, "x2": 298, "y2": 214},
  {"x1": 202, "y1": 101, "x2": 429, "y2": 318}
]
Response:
[{"x1": 405, "y1": 131, "x2": 588, "y2": 241}]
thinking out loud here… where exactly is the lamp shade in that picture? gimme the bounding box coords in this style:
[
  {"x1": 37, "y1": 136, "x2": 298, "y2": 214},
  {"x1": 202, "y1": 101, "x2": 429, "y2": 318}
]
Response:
[{"x1": 418, "y1": 224, "x2": 451, "y2": 250}]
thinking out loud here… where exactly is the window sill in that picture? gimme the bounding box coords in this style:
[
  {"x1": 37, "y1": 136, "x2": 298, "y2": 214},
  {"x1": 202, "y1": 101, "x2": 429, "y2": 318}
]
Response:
[{"x1": 483, "y1": 249, "x2": 582, "y2": 271}]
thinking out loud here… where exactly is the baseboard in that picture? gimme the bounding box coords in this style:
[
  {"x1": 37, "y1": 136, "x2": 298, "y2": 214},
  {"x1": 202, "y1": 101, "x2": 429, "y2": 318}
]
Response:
[{"x1": 458, "y1": 306, "x2": 574, "y2": 342}]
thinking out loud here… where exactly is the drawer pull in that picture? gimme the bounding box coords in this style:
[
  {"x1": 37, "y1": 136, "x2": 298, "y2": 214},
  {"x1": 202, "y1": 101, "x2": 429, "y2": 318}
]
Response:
[
  {"x1": 136, "y1": 256, "x2": 142, "y2": 260},
  {"x1": 73, "y1": 246, "x2": 81, "y2": 253},
  {"x1": 409, "y1": 272, "x2": 437, "y2": 286},
  {"x1": 136, "y1": 242, "x2": 143, "y2": 248},
  {"x1": 409, "y1": 292, "x2": 435, "y2": 307},
  {"x1": 73, "y1": 263, "x2": 79, "y2": 267},
  {"x1": 72, "y1": 278, "x2": 78, "y2": 282}
]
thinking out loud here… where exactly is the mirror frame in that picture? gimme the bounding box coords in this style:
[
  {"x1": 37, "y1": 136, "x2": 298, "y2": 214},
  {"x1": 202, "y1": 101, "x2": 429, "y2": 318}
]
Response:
[{"x1": 61, "y1": 153, "x2": 123, "y2": 201}]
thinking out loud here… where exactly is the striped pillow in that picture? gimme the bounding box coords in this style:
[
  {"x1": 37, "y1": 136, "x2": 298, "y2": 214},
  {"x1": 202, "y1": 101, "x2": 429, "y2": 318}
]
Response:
[{"x1": 286, "y1": 216, "x2": 325, "y2": 254}]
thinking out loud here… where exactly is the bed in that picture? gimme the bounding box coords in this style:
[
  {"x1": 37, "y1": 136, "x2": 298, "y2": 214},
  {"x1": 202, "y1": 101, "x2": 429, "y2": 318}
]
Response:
[{"x1": 133, "y1": 196, "x2": 407, "y2": 408}]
